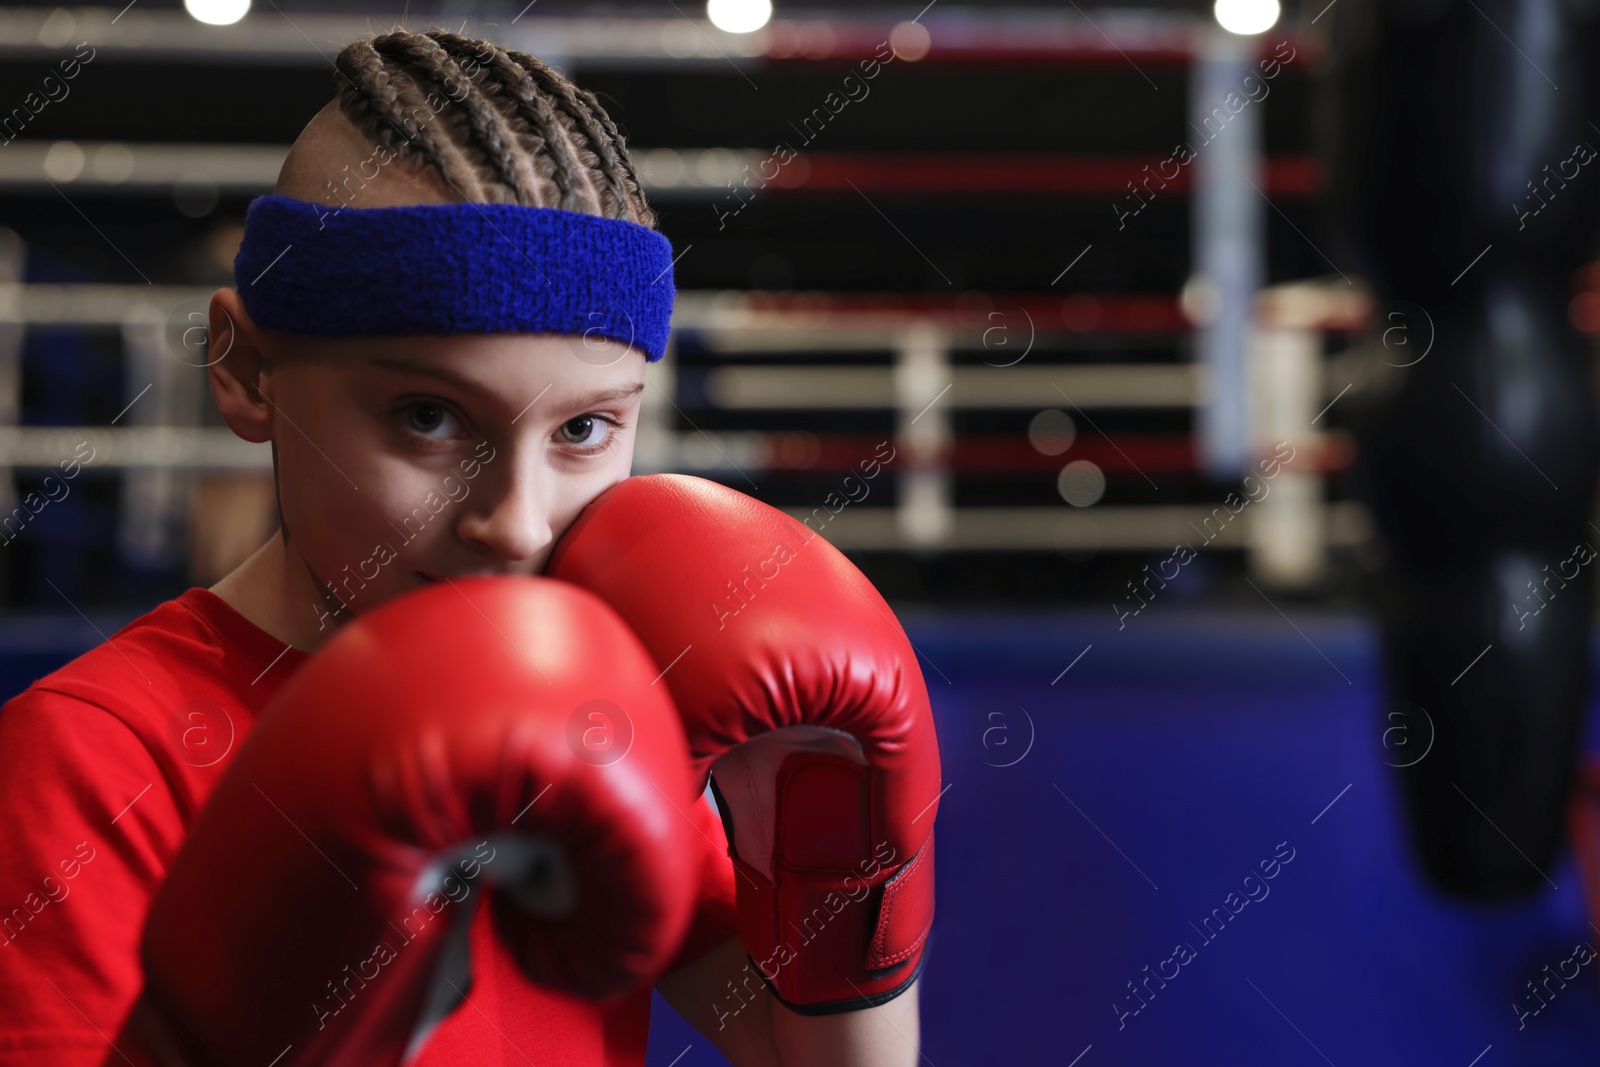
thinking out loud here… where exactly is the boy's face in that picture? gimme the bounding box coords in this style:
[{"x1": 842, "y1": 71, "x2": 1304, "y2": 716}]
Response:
[
  {"x1": 258, "y1": 328, "x2": 646, "y2": 613},
  {"x1": 221, "y1": 100, "x2": 661, "y2": 625}
]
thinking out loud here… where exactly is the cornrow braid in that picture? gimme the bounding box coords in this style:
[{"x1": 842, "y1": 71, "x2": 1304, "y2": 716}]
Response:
[
  {"x1": 370, "y1": 31, "x2": 526, "y2": 202},
  {"x1": 572, "y1": 85, "x2": 655, "y2": 225},
  {"x1": 329, "y1": 27, "x2": 657, "y2": 227},
  {"x1": 333, "y1": 38, "x2": 480, "y2": 195},
  {"x1": 425, "y1": 30, "x2": 587, "y2": 213},
  {"x1": 498, "y1": 44, "x2": 639, "y2": 222}
]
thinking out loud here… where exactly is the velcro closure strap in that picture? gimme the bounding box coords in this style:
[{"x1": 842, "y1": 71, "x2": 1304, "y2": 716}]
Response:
[{"x1": 868, "y1": 833, "x2": 934, "y2": 973}]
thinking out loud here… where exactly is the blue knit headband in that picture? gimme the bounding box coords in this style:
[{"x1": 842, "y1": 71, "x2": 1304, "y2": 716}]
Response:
[{"x1": 232, "y1": 195, "x2": 676, "y2": 362}]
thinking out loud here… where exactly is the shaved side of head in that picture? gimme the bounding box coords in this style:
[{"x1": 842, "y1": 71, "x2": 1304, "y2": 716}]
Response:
[{"x1": 275, "y1": 98, "x2": 459, "y2": 208}]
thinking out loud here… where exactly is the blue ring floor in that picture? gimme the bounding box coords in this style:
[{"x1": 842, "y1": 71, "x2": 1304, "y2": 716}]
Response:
[
  {"x1": 648, "y1": 606, "x2": 1600, "y2": 1066},
  {"x1": 1, "y1": 606, "x2": 1595, "y2": 1065}
]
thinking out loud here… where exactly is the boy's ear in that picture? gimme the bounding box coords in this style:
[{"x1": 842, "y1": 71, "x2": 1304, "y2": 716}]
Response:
[{"x1": 206, "y1": 288, "x2": 273, "y2": 444}]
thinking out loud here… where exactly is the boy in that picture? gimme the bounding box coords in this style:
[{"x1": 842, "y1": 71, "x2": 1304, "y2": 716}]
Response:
[{"x1": 0, "y1": 26, "x2": 917, "y2": 1067}]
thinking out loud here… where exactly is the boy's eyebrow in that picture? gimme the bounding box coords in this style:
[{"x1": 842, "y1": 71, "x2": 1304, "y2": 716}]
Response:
[
  {"x1": 563, "y1": 381, "x2": 646, "y2": 407},
  {"x1": 370, "y1": 357, "x2": 645, "y2": 408},
  {"x1": 371, "y1": 357, "x2": 491, "y2": 399}
]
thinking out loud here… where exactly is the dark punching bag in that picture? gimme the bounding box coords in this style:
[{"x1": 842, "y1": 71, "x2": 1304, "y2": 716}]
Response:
[{"x1": 1323, "y1": 0, "x2": 1600, "y2": 898}]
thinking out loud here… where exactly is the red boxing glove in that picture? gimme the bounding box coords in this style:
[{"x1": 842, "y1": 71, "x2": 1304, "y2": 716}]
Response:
[
  {"x1": 134, "y1": 576, "x2": 699, "y2": 1066},
  {"x1": 547, "y1": 474, "x2": 940, "y2": 1015}
]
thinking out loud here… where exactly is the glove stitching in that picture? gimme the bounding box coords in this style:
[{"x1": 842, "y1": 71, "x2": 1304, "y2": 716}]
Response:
[{"x1": 868, "y1": 836, "x2": 933, "y2": 968}]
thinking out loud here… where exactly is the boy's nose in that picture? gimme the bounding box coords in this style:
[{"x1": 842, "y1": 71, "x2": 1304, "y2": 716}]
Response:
[{"x1": 457, "y1": 474, "x2": 553, "y2": 564}]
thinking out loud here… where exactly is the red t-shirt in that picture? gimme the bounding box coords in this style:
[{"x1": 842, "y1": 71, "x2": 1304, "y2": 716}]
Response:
[{"x1": 0, "y1": 588, "x2": 737, "y2": 1066}]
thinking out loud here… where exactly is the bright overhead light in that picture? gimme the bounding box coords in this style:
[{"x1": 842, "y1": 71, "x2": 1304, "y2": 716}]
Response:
[
  {"x1": 707, "y1": 0, "x2": 772, "y2": 34},
  {"x1": 185, "y1": 0, "x2": 250, "y2": 26},
  {"x1": 1213, "y1": 0, "x2": 1280, "y2": 35}
]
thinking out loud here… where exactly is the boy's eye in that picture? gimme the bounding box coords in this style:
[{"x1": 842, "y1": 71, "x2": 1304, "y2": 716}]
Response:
[
  {"x1": 404, "y1": 402, "x2": 461, "y2": 438},
  {"x1": 557, "y1": 414, "x2": 616, "y2": 451}
]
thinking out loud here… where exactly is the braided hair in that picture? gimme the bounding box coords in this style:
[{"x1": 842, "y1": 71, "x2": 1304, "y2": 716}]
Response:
[{"x1": 330, "y1": 27, "x2": 655, "y2": 227}]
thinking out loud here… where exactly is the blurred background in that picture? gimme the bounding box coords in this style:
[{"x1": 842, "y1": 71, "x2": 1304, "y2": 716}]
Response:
[{"x1": 5, "y1": 0, "x2": 1600, "y2": 1062}]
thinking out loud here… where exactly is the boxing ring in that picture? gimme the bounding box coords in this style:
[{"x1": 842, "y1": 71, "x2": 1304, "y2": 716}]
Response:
[
  {"x1": 4, "y1": 239, "x2": 1600, "y2": 1067},
  {"x1": 5, "y1": 4, "x2": 1600, "y2": 1063},
  {"x1": 1, "y1": 270, "x2": 1598, "y2": 1067}
]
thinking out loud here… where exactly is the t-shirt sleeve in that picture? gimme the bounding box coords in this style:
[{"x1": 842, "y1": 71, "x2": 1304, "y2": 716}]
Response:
[
  {"x1": 664, "y1": 788, "x2": 740, "y2": 973},
  {"x1": 0, "y1": 685, "x2": 183, "y2": 1067}
]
